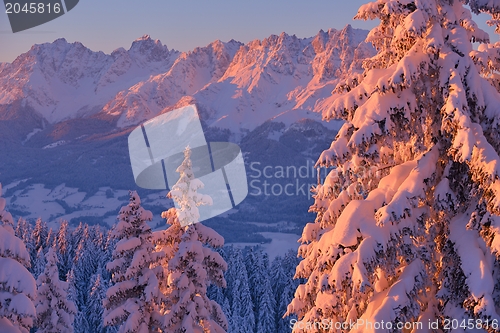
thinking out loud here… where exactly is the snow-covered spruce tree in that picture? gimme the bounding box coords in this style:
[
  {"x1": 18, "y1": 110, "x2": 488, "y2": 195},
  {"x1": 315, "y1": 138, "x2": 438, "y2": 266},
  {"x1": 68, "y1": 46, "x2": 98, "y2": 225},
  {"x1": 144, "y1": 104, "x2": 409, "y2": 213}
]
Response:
[
  {"x1": 33, "y1": 247, "x2": 47, "y2": 280},
  {"x1": 152, "y1": 206, "x2": 183, "y2": 313},
  {"x1": 287, "y1": 1, "x2": 500, "y2": 331},
  {"x1": 0, "y1": 184, "x2": 37, "y2": 333},
  {"x1": 226, "y1": 248, "x2": 254, "y2": 333},
  {"x1": 277, "y1": 251, "x2": 301, "y2": 333},
  {"x1": 14, "y1": 218, "x2": 32, "y2": 252},
  {"x1": 256, "y1": 278, "x2": 276, "y2": 333},
  {"x1": 35, "y1": 248, "x2": 77, "y2": 333},
  {"x1": 72, "y1": 226, "x2": 100, "y2": 312},
  {"x1": 55, "y1": 220, "x2": 73, "y2": 281},
  {"x1": 31, "y1": 218, "x2": 48, "y2": 256},
  {"x1": 161, "y1": 146, "x2": 228, "y2": 333},
  {"x1": 86, "y1": 271, "x2": 109, "y2": 333},
  {"x1": 103, "y1": 191, "x2": 164, "y2": 333},
  {"x1": 244, "y1": 247, "x2": 266, "y2": 317}
]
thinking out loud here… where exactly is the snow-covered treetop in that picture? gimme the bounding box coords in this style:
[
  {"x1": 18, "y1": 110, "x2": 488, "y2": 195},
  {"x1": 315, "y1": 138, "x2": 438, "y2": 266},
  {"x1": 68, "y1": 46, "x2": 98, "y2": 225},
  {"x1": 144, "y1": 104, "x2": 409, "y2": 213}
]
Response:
[
  {"x1": 168, "y1": 146, "x2": 213, "y2": 227},
  {"x1": 112, "y1": 191, "x2": 153, "y2": 240}
]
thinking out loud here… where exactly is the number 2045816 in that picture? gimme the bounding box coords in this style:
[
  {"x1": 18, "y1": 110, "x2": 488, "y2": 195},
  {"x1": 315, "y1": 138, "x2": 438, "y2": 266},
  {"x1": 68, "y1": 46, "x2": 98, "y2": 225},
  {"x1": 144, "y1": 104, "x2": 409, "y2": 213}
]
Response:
[{"x1": 5, "y1": 2, "x2": 61, "y2": 14}]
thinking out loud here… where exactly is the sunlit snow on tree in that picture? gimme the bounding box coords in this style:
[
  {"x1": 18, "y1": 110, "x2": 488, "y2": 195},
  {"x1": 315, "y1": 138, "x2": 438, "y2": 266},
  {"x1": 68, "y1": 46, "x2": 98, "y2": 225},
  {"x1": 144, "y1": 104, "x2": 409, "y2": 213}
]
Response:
[
  {"x1": 167, "y1": 146, "x2": 213, "y2": 227},
  {"x1": 35, "y1": 248, "x2": 77, "y2": 333},
  {"x1": 160, "y1": 146, "x2": 228, "y2": 333},
  {"x1": 0, "y1": 184, "x2": 37, "y2": 333},
  {"x1": 103, "y1": 191, "x2": 164, "y2": 333},
  {"x1": 287, "y1": 1, "x2": 500, "y2": 332}
]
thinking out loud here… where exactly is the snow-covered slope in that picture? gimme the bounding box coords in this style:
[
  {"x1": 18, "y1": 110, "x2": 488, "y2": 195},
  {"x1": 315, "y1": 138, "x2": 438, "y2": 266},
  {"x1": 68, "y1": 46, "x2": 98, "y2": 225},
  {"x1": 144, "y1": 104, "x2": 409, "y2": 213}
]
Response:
[
  {"x1": 0, "y1": 36, "x2": 179, "y2": 123},
  {"x1": 104, "y1": 25, "x2": 373, "y2": 130},
  {"x1": 103, "y1": 39, "x2": 243, "y2": 127},
  {"x1": 0, "y1": 25, "x2": 372, "y2": 132}
]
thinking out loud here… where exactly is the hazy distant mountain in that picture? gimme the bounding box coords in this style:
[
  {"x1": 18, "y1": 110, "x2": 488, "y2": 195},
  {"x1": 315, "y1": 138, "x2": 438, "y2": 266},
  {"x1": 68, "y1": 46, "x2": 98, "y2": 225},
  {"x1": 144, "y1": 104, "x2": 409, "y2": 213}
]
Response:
[{"x1": 0, "y1": 25, "x2": 374, "y2": 242}]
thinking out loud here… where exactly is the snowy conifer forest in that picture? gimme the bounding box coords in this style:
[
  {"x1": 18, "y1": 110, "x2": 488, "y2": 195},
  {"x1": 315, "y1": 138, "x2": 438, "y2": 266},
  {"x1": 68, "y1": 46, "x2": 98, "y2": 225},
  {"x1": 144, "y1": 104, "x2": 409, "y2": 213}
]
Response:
[
  {"x1": 3, "y1": 0, "x2": 500, "y2": 332},
  {"x1": 0, "y1": 153, "x2": 301, "y2": 333}
]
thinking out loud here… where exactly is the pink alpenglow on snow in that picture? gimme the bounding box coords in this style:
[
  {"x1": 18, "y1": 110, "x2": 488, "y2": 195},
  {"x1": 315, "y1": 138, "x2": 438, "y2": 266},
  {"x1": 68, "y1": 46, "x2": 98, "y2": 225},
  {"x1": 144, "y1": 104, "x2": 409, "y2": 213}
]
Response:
[
  {"x1": 287, "y1": 0, "x2": 500, "y2": 332},
  {"x1": 103, "y1": 191, "x2": 164, "y2": 333},
  {"x1": 35, "y1": 248, "x2": 77, "y2": 333},
  {"x1": 0, "y1": 184, "x2": 37, "y2": 333}
]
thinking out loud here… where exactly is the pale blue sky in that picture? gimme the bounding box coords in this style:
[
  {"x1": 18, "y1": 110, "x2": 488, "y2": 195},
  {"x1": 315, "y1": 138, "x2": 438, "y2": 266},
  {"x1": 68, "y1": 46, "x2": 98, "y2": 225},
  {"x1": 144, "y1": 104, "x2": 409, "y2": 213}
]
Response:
[{"x1": 0, "y1": 0, "x2": 496, "y2": 63}]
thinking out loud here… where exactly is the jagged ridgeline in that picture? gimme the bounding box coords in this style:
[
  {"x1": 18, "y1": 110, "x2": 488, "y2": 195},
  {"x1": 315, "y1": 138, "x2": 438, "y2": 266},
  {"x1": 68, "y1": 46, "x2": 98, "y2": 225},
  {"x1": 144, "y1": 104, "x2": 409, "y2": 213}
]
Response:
[{"x1": 0, "y1": 26, "x2": 374, "y2": 240}]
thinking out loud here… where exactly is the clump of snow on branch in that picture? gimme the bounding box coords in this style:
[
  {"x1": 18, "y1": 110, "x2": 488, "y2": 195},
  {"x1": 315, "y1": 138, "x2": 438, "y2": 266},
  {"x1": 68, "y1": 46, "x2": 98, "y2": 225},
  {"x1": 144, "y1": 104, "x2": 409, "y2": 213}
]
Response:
[
  {"x1": 103, "y1": 191, "x2": 164, "y2": 333},
  {"x1": 287, "y1": 0, "x2": 500, "y2": 331},
  {"x1": 0, "y1": 183, "x2": 37, "y2": 333},
  {"x1": 36, "y1": 248, "x2": 77, "y2": 333}
]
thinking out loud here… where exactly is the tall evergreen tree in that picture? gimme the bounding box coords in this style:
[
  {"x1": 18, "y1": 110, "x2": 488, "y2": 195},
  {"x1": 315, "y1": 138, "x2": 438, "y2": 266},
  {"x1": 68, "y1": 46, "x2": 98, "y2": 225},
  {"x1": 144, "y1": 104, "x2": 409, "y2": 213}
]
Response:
[
  {"x1": 73, "y1": 311, "x2": 90, "y2": 333},
  {"x1": 14, "y1": 218, "x2": 31, "y2": 248},
  {"x1": 244, "y1": 247, "x2": 266, "y2": 317},
  {"x1": 226, "y1": 249, "x2": 254, "y2": 333},
  {"x1": 45, "y1": 228, "x2": 55, "y2": 249},
  {"x1": 55, "y1": 220, "x2": 73, "y2": 281},
  {"x1": 161, "y1": 147, "x2": 228, "y2": 333},
  {"x1": 33, "y1": 247, "x2": 47, "y2": 280},
  {"x1": 152, "y1": 206, "x2": 183, "y2": 312},
  {"x1": 288, "y1": 0, "x2": 500, "y2": 330},
  {"x1": 256, "y1": 278, "x2": 276, "y2": 333},
  {"x1": 35, "y1": 248, "x2": 77, "y2": 333},
  {"x1": 162, "y1": 224, "x2": 228, "y2": 333},
  {"x1": 32, "y1": 218, "x2": 48, "y2": 254},
  {"x1": 72, "y1": 229, "x2": 95, "y2": 311},
  {"x1": 103, "y1": 191, "x2": 163, "y2": 333},
  {"x1": 0, "y1": 184, "x2": 37, "y2": 333},
  {"x1": 86, "y1": 272, "x2": 108, "y2": 333},
  {"x1": 221, "y1": 297, "x2": 232, "y2": 331}
]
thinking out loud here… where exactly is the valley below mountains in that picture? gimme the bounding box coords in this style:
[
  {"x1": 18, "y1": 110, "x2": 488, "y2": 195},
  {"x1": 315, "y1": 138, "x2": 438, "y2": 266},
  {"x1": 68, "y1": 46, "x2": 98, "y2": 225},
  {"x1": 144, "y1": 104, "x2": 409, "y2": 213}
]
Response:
[{"x1": 0, "y1": 25, "x2": 374, "y2": 244}]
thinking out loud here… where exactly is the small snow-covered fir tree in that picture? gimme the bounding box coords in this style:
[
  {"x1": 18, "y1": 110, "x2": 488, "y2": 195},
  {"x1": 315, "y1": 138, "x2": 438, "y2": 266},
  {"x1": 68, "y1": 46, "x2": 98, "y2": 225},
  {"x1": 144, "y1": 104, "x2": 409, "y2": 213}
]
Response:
[
  {"x1": 152, "y1": 206, "x2": 183, "y2": 312},
  {"x1": 86, "y1": 271, "x2": 108, "y2": 333},
  {"x1": 256, "y1": 278, "x2": 276, "y2": 333},
  {"x1": 166, "y1": 146, "x2": 213, "y2": 227},
  {"x1": 287, "y1": 1, "x2": 500, "y2": 331},
  {"x1": 55, "y1": 220, "x2": 73, "y2": 281},
  {"x1": 226, "y1": 248, "x2": 254, "y2": 333},
  {"x1": 72, "y1": 226, "x2": 98, "y2": 311},
  {"x1": 103, "y1": 191, "x2": 163, "y2": 333},
  {"x1": 31, "y1": 218, "x2": 48, "y2": 257},
  {"x1": 35, "y1": 248, "x2": 77, "y2": 333},
  {"x1": 0, "y1": 184, "x2": 37, "y2": 333},
  {"x1": 33, "y1": 247, "x2": 46, "y2": 280},
  {"x1": 161, "y1": 146, "x2": 228, "y2": 333}
]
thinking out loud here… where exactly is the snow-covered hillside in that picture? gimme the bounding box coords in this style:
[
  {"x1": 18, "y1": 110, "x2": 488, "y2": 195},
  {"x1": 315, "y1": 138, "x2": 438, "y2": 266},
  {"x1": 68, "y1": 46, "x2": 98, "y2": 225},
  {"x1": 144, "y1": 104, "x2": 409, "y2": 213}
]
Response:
[
  {"x1": 0, "y1": 35, "x2": 178, "y2": 123},
  {"x1": 105, "y1": 25, "x2": 373, "y2": 130},
  {"x1": 0, "y1": 25, "x2": 372, "y2": 132}
]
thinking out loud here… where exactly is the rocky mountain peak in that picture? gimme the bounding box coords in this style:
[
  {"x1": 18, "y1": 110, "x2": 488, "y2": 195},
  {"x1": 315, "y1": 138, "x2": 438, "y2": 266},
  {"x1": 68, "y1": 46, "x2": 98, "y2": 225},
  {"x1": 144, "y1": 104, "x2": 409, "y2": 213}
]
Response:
[{"x1": 128, "y1": 35, "x2": 171, "y2": 63}]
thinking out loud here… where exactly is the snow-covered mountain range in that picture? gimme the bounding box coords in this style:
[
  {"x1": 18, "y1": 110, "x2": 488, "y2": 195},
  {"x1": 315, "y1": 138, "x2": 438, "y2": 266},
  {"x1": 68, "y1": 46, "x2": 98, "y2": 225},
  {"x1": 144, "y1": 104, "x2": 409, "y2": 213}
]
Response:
[{"x1": 0, "y1": 25, "x2": 374, "y2": 241}]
